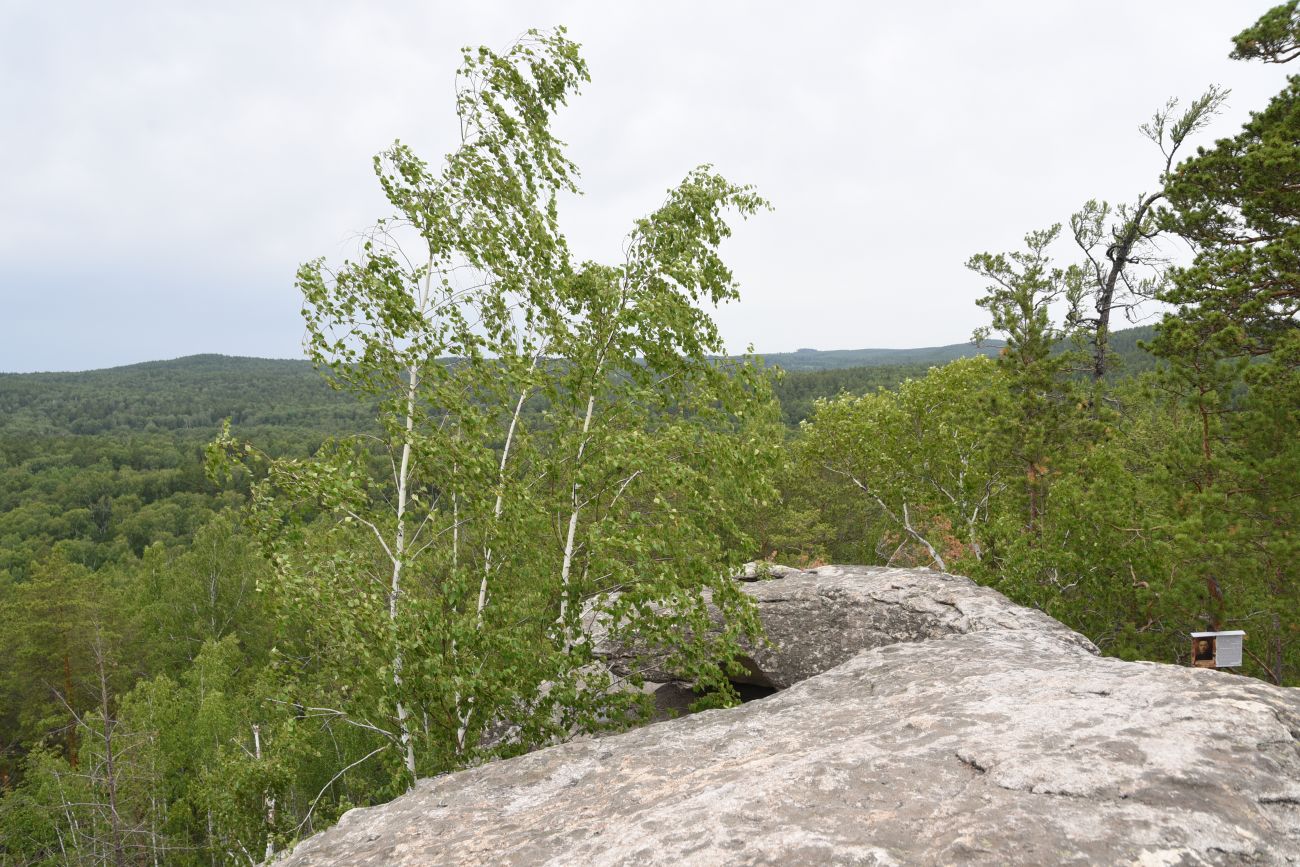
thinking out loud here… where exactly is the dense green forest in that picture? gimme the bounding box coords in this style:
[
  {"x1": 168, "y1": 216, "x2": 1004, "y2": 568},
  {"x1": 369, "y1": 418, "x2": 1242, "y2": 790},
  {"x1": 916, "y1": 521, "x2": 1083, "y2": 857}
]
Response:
[
  {"x1": 0, "y1": 356, "x2": 377, "y2": 436},
  {"x1": 0, "y1": 354, "x2": 898, "y2": 584},
  {"x1": 0, "y1": 329, "x2": 1155, "y2": 581},
  {"x1": 2, "y1": 5, "x2": 1297, "y2": 865},
  {"x1": 0, "y1": 359, "x2": 359, "y2": 583}
]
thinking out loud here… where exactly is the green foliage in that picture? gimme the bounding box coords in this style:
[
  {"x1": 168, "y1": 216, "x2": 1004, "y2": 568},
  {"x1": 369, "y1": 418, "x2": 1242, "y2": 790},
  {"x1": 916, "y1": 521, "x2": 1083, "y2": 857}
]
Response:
[
  {"x1": 968, "y1": 225, "x2": 1089, "y2": 532},
  {"x1": 788, "y1": 357, "x2": 1007, "y2": 571},
  {"x1": 3, "y1": 9, "x2": 1297, "y2": 863},
  {"x1": 777, "y1": 3, "x2": 1297, "y2": 680},
  {"x1": 205, "y1": 26, "x2": 780, "y2": 838},
  {"x1": 1230, "y1": 0, "x2": 1300, "y2": 62},
  {"x1": 1148, "y1": 1, "x2": 1300, "y2": 682}
]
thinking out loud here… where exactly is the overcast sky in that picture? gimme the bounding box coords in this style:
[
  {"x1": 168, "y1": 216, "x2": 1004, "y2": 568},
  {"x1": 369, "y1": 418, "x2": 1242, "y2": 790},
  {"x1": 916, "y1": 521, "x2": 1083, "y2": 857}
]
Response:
[{"x1": 0, "y1": 1, "x2": 1287, "y2": 372}]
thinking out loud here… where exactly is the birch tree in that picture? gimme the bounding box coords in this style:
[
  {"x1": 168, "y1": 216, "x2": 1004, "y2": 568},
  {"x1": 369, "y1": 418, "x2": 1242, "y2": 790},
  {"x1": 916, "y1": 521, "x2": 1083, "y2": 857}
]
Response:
[
  {"x1": 797, "y1": 357, "x2": 1009, "y2": 572},
  {"x1": 208, "y1": 27, "x2": 778, "y2": 803}
]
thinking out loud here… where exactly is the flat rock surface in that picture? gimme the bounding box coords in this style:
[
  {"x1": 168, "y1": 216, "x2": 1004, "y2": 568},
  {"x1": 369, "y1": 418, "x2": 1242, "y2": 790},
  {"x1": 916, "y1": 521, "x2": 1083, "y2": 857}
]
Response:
[
  {"x1": 279, "y1": 568, "x2": 1300, "y2": 866},
  {"x1": 728, "y1": 565, "x2": 1098, "y2": 687}
]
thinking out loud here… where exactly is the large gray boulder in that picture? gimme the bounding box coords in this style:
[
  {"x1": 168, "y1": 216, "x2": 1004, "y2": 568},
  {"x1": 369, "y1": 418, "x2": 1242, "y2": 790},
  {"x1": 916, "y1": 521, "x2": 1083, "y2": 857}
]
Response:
[
  {"x1": 597, "y1": 565, "x2": 1097, "y2": 690},
  {"x1": 279, "y1": 567, "x2": 1300, "y2": 865},
  {"x1": 728, "y1": 564, "x2": 1098, "y2": 688}
]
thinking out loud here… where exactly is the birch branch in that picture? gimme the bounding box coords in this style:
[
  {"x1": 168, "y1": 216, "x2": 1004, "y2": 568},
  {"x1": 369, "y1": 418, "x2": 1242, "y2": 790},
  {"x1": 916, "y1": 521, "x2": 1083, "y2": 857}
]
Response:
[{"x1": 823, "y1": 465, "x2": 948, "y2": 572}]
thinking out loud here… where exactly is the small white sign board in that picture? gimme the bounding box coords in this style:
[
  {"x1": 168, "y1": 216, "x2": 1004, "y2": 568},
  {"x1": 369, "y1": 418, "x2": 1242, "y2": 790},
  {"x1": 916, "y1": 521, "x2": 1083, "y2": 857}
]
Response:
[{"x1": 1190, "y1": 630, "x2": 1245, "y2": 669}]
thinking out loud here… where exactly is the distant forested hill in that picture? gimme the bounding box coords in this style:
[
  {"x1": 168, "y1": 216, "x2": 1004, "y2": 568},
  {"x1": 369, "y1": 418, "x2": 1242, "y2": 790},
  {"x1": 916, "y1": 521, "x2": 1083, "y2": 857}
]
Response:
[
  {"x1": 754, "y1": 340, "x2": 1003, "y2": 372},
  {"x1": 0, "y1": 325, "x2": 1157, "y2": 435},
  {"x1": 0, "y1": 356, "x2": 367, "y2": 577},
  {"x1": 0, "y1": 354, "x2": 375, "y2": 436},
  {"x1": 1101, "y1": 324, "x2": 1159, "y2": 376},
  {"x1": 0, "y1": 354, "x2": 936, "y2": 437},
  {"x1": 765, "y1": 325, "x2": 1156, "y2": 423},
  {"x1": 0, "y1": 326, "x2": 1156, "y2": 576},
  {"x1": 756, "y1": 325, "x2": 1156, "y2": 374}
]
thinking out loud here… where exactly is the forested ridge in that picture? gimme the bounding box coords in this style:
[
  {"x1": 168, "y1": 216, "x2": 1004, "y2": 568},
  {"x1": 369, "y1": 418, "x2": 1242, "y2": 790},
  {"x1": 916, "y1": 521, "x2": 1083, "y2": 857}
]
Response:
[
  {"x1": 0, "y1": 355, "x2": 372, "y2": 436},
  {"x1": 0, "y1": 351, "x2": 974, "y2": 579},
  {"x1": 2, "y1": 5, "x2": 1297, "y2": 865},
  {"x1": 0, "y1": 325, "x2": 1153, "y2": 432},
  {"x1": 0, "y1": 329, "x2": 1158, "y2": 580}
]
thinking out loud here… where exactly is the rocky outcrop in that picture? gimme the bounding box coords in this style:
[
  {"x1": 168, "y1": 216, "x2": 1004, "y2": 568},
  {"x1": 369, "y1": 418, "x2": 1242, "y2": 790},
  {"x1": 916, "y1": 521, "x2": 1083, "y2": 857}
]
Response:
[
  {"x1": 279, "y1": 567, "x2": 1300, "y2": 865},
  {"x1": 600, "y1": 565, "x2": 1098, "y2": 692}
]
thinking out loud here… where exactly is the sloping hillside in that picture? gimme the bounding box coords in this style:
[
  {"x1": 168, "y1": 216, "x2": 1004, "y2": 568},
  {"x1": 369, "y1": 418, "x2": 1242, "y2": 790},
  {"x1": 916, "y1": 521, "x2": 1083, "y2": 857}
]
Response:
[
  {"x1": 0, "y1": 326, "x2": 1158, "y2": 435},
  {"x1": 754, "y1": 340, "x2": 1003, "y2": 372}
]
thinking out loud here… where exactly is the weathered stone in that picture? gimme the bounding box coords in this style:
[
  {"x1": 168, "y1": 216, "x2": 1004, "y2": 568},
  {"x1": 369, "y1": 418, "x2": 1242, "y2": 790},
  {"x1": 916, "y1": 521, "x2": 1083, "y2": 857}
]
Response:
[
  {"x1": 279, "y1": 567, "x2": 1300, "y2": 865},
  {"x1": 600, "y1": 565, "x2": 1098, "y2": 689}
]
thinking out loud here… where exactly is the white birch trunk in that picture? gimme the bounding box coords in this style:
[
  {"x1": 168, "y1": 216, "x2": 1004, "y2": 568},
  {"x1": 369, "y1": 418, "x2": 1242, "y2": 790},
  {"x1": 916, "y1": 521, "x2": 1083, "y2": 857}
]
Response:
[
  {"x1": 390, "y1": 360, "x2": 418, "y2": 781},
  {"x1": 556, "y1": 293, "x2": 622, "y2": 639},
  {"x1": 557, "y1": 391, "x2": 597, "y2": 631},
  {"x1": 457, "y1": 349, "x2": 543, "y2": 751},
  {"x1": 253, "y1": 724, "x2": 276, "y2": 862},
  {"x1": 478, "y1": 363, "x2": 538, "y2": 619},
  {"x1": 388, "y1": 264, "x2": 434, "y2": 782}
]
